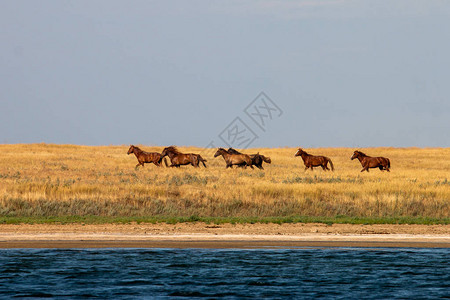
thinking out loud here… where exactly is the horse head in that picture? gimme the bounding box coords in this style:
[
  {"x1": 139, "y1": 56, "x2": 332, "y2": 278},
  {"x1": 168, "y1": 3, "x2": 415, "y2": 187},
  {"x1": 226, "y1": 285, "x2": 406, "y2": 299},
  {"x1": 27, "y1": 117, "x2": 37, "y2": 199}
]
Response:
[
  {"x1": 161, "y1": 146, "x2": 179, "y2": 158},
  {"x1": 351, "y1": 150, "x2": 364, "y2": 160},
  {"x1": 295, "y1": 148, "x2": 305, "y2": 157},
  {"x1": 214, "y1": 148, "x2": 226, "y2": 158},
  {"x1": 127, "y1": 145, "x2": 135, "y2": 155}
]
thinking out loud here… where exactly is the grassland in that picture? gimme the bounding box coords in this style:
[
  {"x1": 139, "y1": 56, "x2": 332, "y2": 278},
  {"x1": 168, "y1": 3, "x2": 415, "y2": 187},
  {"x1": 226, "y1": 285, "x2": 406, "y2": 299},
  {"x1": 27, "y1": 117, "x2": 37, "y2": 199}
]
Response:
[{"x1": 0, "y1": 144, "x2": 448, "y2": 224}]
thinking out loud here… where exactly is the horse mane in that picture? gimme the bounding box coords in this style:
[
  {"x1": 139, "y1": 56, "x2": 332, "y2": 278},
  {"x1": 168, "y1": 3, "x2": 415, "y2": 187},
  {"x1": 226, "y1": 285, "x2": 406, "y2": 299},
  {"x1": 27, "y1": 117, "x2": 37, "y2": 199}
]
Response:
[
  {"x1": 165, "y1": 146, "x2": 181, "y2": 154},
  {"x1": 355, "y1": 150, "x2": 367, "y2": 157},
  {"x1": 298, "y1": 148, "x2": 309, "y2": 156},
  {"x1": 131, "y1": 145, "x2": 143, "y2": 153},
  {"x1": 227, "y1": 148, "x2": 242, "y2": 155}
]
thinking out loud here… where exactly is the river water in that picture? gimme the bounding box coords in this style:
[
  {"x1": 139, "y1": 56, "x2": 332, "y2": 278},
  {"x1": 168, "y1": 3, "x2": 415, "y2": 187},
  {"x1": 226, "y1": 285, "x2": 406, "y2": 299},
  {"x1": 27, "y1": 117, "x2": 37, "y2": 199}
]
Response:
[{"x1": 0, "y1": 248, "x2": 448, "y2": 299}]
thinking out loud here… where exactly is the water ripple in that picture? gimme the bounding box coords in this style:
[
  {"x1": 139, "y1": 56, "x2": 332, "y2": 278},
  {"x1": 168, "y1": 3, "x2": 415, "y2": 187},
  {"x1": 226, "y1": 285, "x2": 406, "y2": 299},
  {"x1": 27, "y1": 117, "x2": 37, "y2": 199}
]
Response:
[{"x1": 0, "y1": 248, "x2": 448, "y2": 299}]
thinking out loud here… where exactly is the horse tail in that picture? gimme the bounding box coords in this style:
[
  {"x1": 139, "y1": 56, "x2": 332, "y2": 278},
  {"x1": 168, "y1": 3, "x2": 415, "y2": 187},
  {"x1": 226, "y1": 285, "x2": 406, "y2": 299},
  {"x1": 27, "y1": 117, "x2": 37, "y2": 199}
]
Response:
[
  {"x1": 163, "y1": 157, "x2": 168, "y2": 167},
  {"x1": 328, "y1": 158, "x2": 334, "y2": 171},
  {"x1": 387, "y1": 158, "x2": 390, "y2": 169}
]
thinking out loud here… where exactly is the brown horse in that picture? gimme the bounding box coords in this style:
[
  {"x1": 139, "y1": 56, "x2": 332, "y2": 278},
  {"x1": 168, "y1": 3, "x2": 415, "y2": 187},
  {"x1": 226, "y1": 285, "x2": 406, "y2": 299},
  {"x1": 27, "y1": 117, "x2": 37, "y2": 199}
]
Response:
[
  {"x1": 127, "y1": 145, "x2": 168, "y2": 168},
  {"x1": 295, "y1": 148, "x2": 334, "y2": 171},
  {"x1": 214, "y1": 148, "x2": 253, "y2": 168},
  {"x1": 227, "y1": 148, "x2": 271, "y2": 170},
  {"x1": 160, "y1": 146, "x2": 207, "y2": 168},
  {"x1": 351, "y1": 150, "x2": 390, "y2": 172}
]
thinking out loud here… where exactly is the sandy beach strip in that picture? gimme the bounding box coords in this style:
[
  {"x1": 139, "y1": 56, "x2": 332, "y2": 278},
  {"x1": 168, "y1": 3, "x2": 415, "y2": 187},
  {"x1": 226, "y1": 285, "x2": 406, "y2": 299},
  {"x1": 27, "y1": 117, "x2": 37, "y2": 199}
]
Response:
[{"x1": 0, "y1": 223, "x2": 449, "y2": 249}]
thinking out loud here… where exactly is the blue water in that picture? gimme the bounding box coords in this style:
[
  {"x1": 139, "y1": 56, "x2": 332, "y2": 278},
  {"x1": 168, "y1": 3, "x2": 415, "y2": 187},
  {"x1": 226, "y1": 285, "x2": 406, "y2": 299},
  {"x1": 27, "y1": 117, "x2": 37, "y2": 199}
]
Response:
[{"x1": 0, "y1": 248, "x2": 448, "y2": 299}]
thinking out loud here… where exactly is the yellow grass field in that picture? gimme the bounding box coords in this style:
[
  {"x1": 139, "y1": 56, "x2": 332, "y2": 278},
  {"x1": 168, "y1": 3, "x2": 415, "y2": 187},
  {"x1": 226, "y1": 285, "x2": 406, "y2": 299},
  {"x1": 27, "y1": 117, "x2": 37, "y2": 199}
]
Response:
[{"x1": 0, "y1": 144, "x2": 449, "y2": 220}]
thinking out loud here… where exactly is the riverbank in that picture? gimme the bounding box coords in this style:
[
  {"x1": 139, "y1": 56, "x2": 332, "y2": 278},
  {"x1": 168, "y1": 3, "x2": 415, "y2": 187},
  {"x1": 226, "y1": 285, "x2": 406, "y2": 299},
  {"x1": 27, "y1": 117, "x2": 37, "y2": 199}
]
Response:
[{"x1": 1, "y1": 223, "x2": 448, "y2": 248}]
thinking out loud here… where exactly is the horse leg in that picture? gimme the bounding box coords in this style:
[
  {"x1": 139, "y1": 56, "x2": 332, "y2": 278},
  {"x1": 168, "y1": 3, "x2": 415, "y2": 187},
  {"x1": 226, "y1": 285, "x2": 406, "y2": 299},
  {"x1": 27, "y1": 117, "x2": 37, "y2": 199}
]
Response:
[
  {"x1": 304, "y1": 166, "x2": 309, "y2": 171},
  {"x1": 136, "y1": 160, "x2": 144, "y2": 168}
]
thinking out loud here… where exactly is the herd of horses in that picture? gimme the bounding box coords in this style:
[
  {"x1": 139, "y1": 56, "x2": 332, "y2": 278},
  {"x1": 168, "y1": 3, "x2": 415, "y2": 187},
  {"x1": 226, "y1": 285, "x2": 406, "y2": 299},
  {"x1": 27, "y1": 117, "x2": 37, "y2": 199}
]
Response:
[{"x1": 127, "y1": 145, "x2": 391, "y2": 172}]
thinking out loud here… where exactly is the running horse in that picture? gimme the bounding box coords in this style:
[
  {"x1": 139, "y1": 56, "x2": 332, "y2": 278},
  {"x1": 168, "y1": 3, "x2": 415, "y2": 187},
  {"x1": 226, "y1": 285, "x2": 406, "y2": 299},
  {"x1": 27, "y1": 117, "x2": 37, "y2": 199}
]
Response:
[
  {"x1": 227, "y1": 148, "x2": 271, "y2": 170},
  {"x1": 351, "y1": 150, "x2": 390, "y2": 172},
  {"x1": 295, "y1": 148, "x2": 334, "y2": 171},
  {"x1": 214, "y1": 148, "x2": 253, "y2": 168},
  {"x1": 127, "y1": 145, "x2": 168, "y2": 168},
  {"x1": 159, "y1": 146, "x2": 207, "y2": 168}
]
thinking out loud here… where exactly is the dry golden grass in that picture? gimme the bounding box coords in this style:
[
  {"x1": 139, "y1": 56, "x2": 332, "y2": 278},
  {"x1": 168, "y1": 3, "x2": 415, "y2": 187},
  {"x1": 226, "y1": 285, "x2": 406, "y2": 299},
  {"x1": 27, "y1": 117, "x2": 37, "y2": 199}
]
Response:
[{"x1": 0, "y1": 144, "x2": 448, "y2": 219}]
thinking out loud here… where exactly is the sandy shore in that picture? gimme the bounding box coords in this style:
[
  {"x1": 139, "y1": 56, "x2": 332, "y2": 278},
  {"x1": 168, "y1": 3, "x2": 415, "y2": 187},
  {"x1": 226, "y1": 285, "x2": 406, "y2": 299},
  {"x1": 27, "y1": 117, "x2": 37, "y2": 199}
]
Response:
[{"x1": 0, "y1": 223, "x2": 449, "y2": 249}]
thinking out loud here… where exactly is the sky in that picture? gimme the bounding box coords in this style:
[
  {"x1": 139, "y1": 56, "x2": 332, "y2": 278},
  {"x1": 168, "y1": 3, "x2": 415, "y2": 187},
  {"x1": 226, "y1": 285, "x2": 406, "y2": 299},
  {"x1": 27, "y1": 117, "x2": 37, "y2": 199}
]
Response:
[{"x1": 1, "y1": 0, "x2": 449, "y2": 148}]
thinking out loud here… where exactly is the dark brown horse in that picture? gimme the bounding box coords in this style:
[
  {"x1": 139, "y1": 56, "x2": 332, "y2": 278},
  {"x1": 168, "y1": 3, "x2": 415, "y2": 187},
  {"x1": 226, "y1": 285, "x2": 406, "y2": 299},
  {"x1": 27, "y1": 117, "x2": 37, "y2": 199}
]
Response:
[
  {"x1": 295, "y1": 148, "x2": 334, "y2": 171},
  {"x1": 214, "y1": 148, "x2": 253, "y2": 168},
  {"x1": 160, "y1": 146, "x2": 207, "y2": 168},
  {"x1": 351, "y1": 150, "x2": 390, "y2": 172},
  {"x1": 227, "y1": 148, "x2": 271, "y2": 170},
  {"x1": 127, "y1": 145, "x2": 168, "y2": 168}
]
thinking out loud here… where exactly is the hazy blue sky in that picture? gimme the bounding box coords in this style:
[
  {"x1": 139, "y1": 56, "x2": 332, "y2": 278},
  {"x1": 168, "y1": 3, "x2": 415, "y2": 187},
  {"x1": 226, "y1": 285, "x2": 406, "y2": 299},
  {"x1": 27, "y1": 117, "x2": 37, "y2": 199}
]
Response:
[{"x1": 1, "y1": 1, "x2": 449, "y2": 148}]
